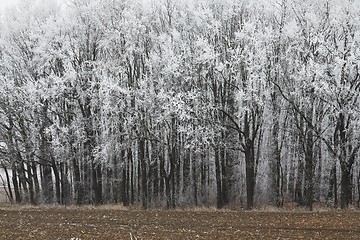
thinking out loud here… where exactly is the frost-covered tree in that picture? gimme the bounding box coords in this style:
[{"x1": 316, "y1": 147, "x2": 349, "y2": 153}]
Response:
[{"x1": 0, "y1": 0, "x2": 359, "y2": 210}]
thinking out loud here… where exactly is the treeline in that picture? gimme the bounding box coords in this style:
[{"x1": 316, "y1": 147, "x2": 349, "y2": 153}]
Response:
[{"x1": 0, "y1": 0, "x2": 360, "y2": 210}]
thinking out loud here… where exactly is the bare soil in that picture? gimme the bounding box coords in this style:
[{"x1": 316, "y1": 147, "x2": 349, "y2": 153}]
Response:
[{"x1": 0, "y1": 205, "x2": 359, "y2": 239}]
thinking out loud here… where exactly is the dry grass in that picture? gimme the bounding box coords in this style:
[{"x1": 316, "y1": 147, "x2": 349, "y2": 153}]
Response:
[{"x1": 1, "y1": 201, "x2": 360, "y2": 213}]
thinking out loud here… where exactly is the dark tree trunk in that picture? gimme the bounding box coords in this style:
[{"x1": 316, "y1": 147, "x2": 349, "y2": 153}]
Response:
[
  {"x1": 327, "y1": 163, "x2": 337, "y2": 208},
  {"x1": 168, "y1": 148, "x2": 176, "y2": 209},
  {"x1": 244, "y1": 141, "x2": 255, "y2": 210},
  {"x1": 270, "y1": 112, "x2": 283, "y2": 207},
  {"x1": 165, "y1": 175, "x2": 171, "y2": 209},
  {"x1": 31, "y1": 162, "x2": 40, "y2": 204},
  {"x1": 3, "y1": 166, "x2": 13, "y2": 203},
  {"x1": 162, "y1": 144, "x2": 176, "y2": 209},
  {"x1": 26, "y1": 162, "x2": 35, "y2": 205},
  {"x1": 243, "y1": 112, "x2": 256, "y2": 210},
  {"x1": 336, "y1": 113, "x2": 357, "y2": 209},
  {"x1": 41, "y1": 163, "x2": 53, "y2": 203},
  {"x1": 295, "y1": 158, "x2": 304, "y2": 205},
  {"x1": 340, "y1": 163, "x2": 352, "y2": 209},
  {"x1": 171, "y1": 118, "x2": 177, "y2": 209},
  {"x1": 220, "y1": 147, "x2": 229, "y2": 206},
  {"x1": 192, "y1": 153, "x2": 198, "y2": 206},
  {"x1": 200, "y1": 153, "x2": 208, "y2": 205},
  {"x1": 153, "y1": 145, "x2": 160, "y2": 205},
  {"x1": 73, "y1": 157, "x2": 84, "y2": 205},
  {"x1": 18, "y1": 119, "x2": 36, "y2": 205},
  {"x1": 18, "y1": 162, "x2": 29, "y2": 202},
  {"x1": 304, "y1": 128, "x2": 314, "y2": 211},
  {"x1": 128, "y1": 148, "x2": 135, "y2": 205},
  {"x1": 139, "y1": 138, "x2": 147, "y2": 209},
  {"x1": 121, "y1": 167, "x2": 129, "y2": 206},
  {"x1": 11, "y1": 162, "x2": 21, "y2": 203},
  {"x1": 112, "y1": 155, "x2": 119, "y2": 203},
  {"x1": 357, "y1": 169, "x2": 360, "y2": 208},
  {"x1": 52, "y1": 159, "x2": 61, "y2": 204},
  {"x1": 92, "y1": 162, "x2": 103, "y2": 205},
  {"x1": 39, "y1": 99, "x2": 54, "y2": 204},
  {"x1": 214, "y1": 147, "x2": 223, "y2": 208},
  {"x1": 60, "y1": 162, "x2": 70, "y2": 205},
  {"x1": 182, "y1": 149, "x2": 191, "y2": 204},
  {"x1": 314, "y1": 141, "x2": 322, "y2": 202}
]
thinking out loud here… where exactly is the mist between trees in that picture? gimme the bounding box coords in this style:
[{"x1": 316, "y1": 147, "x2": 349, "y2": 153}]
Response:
[{"x1": 0, "y1": 0, "x2": 360, "y2": 211}]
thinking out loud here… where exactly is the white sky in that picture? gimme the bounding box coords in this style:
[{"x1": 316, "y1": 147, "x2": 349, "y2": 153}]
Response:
[{"x1": 0, "y1": 0, "x2": 18, "y2": 11}]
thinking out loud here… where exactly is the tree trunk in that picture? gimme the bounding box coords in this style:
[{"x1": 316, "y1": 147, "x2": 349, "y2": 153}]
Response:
[
  {"x1": 182, "y1": 150, "x2": 191, "y2": 199},
  {"x1": 340, "y1": 162, "x2": 352, "y2": 209},
  {"x1": 327, "y1": 163, "x2": 337, "y2": 208},
  {"x1": 60, "y1": 162, "x2": 70, "y2": 205},
  {"x1": 92, "y1": 162, "x2": 103, "y2": 205},
  {"x1": 200, "y1": 153, "x2": 208, "y2": 205},
  {"x1": 112, "y1": 155, "x2": 119, "y2": 203},
  {"x1": 52, "y1": 159, "x2": 61, "y2": 204},
  {"x1": 26, "y1": 162, "x2": 35, "y2": 205},
  {"x1": 304, "y1": 128, "x2": 314, "y2": 211},
  {"x1": 2, "y1": 165, "x2": 13, "y2": 203},
  {"x1": 31, "y1": 162, "x2": 40, "y2": 204},
  {"x1": 214, "y1": 147, "x2": 223, "y2": 208},
  {"x1": 314, "y1": 141, "x2": 322, "y2": 202},
  {"x1": 220, "y1": 147, "x2": 229, "y2": 206},
  {"x1": 18, "y1": 163, "x2": 29, "y2": 202},
  {"x1": 121, "y1": 166, "x2": 129, "y2": 206},
  {"x1": 73, "y1": 156, "x2": 84, "y2": 205},
  {"x1": 295, "y1": 157, "x2": 304, "y2": 205},
  {"x1": 129, "y1": 148, "x2": 135, "y2": 205},
  {"x1": 192, "y1": 152, "x2": 198, "y2": 206},
  {"x1": 139, "y1": 138, "x2": 147, "y2": 209},
  {"x1": 270, "y1": 112, "x2": 283, "y2": 207},
  {"x1": 244, "y1": 141, "x2": 255, "y2": 210},
  {"x1": 11, "y1": 162, "x2": 21, "y2": 203},
  {"x1": 243, "y1": 111, "x2": 257, "y2": 210}
]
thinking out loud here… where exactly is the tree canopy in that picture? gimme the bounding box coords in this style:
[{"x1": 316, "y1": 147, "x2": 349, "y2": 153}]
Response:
[{"x1": 0, "y1": 0, "x2": 360, "y2": 210}]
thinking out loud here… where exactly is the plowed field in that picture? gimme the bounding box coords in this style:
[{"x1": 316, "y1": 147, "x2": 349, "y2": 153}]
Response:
[{"x1": 0, "y1": 206, "x2": 359, "y2": 239}]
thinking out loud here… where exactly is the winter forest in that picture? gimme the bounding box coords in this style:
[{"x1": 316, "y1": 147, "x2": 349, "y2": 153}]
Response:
[{"x1": 0, "y1": 0, "x2": 360, "y2": 211}]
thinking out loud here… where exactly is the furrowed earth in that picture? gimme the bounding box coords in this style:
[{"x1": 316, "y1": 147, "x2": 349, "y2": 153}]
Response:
[{"x1": 0, "y1": 205, "x2": 359, "y2": 239}]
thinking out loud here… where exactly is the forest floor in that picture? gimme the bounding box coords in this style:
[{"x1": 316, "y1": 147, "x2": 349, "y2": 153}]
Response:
[{"x1": 0, "y1": 205, "x2": 360, "y2": 239}]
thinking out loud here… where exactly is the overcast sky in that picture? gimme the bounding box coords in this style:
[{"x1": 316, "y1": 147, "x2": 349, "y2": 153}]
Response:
[{"x1": 0, "y1": 0, "x2": 18, "y2": 11}]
